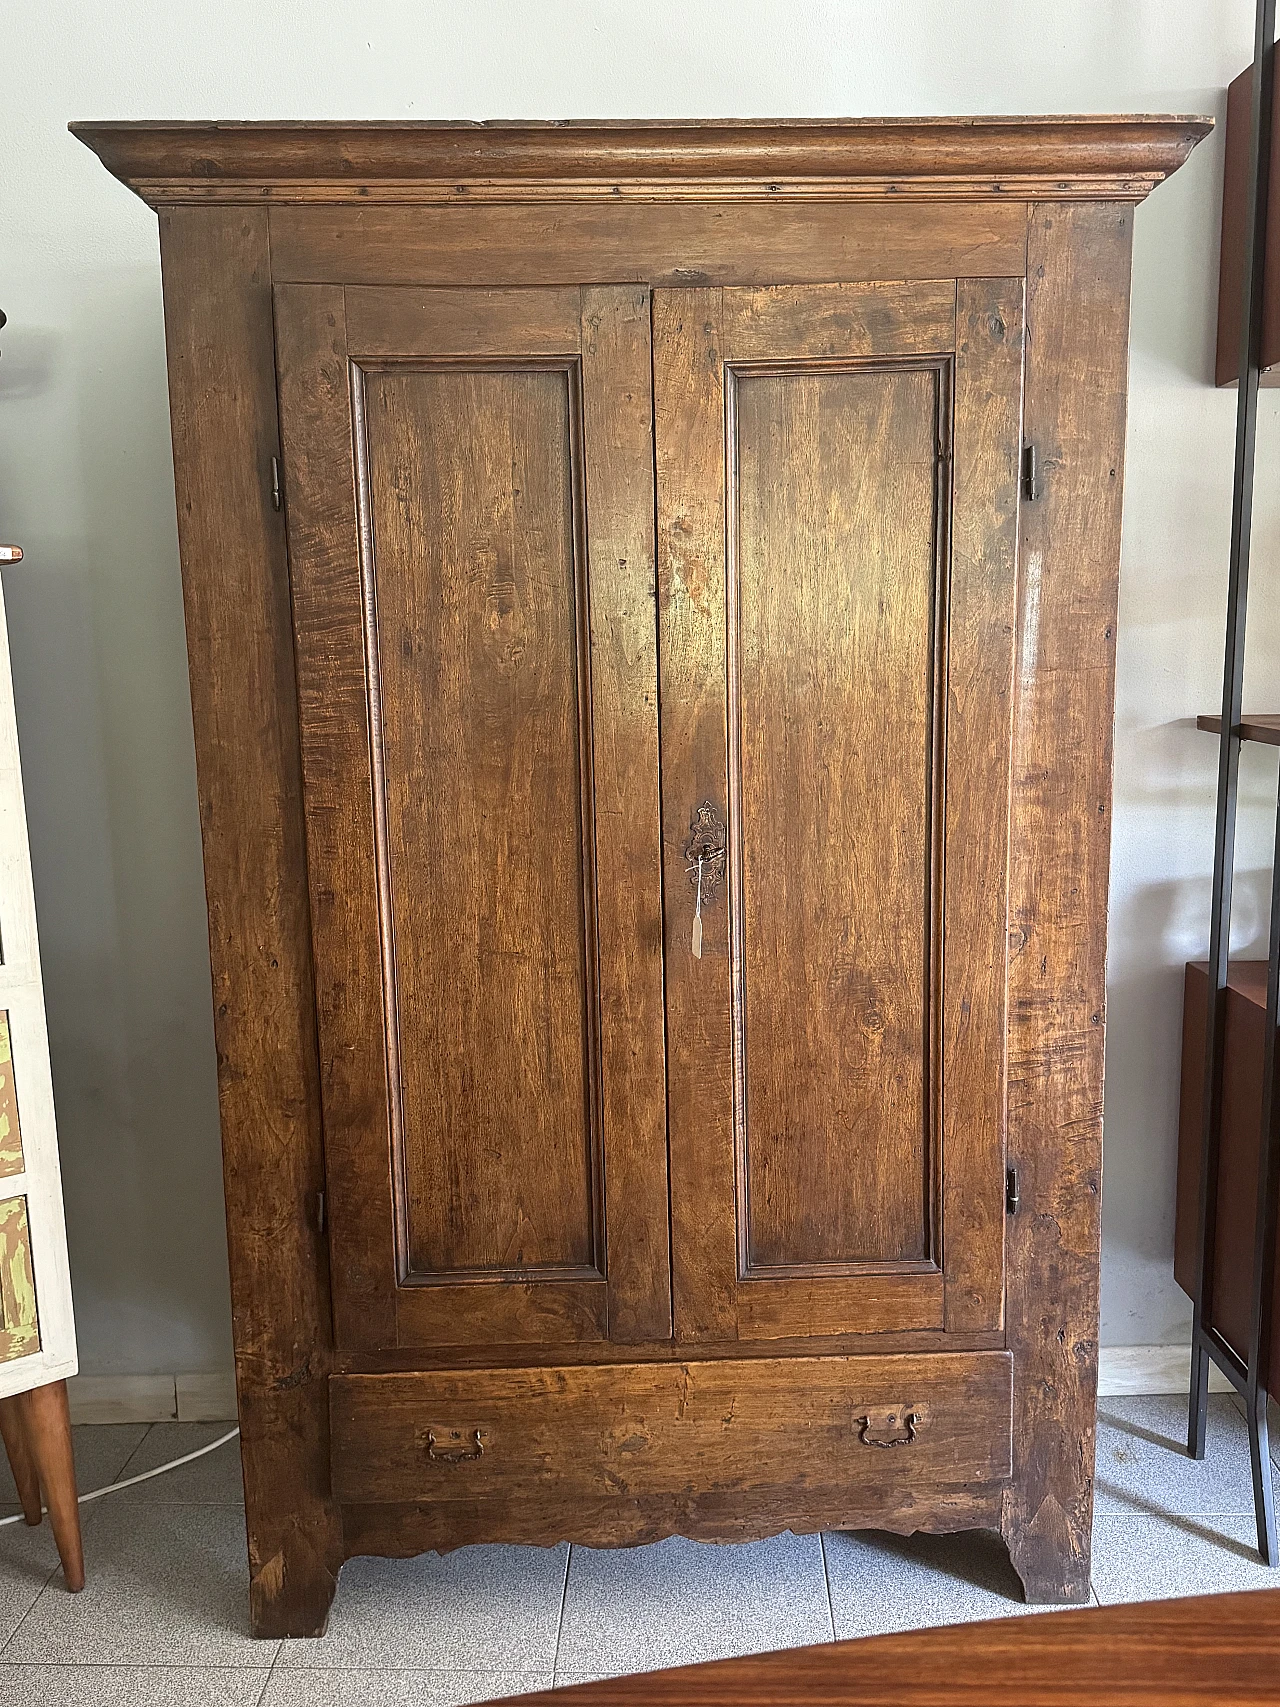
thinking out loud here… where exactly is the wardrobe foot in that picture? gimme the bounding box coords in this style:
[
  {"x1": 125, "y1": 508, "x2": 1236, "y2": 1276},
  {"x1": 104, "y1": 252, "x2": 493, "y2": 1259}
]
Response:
[{"x1": 1003, "y1": 1510, "x2": 1091, "y2": 1607}]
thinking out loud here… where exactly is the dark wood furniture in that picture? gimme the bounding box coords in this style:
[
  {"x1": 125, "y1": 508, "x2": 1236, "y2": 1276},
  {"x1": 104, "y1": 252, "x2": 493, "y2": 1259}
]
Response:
[
  {"x1": 1218, "y1": 54, "x2": 1280, "y2": 385},
  {"x1": 73, "y1": 116, "x2": 1208, "y2": 1638},
  {"x1": 1197, "y1": 712, "x2": 1280, "y2": 745},
  {"x1": 492, "y1": 1589, "x2": 1280, "y2": 1706},
  {"x1": 1189, "y1": 5, "x2": 1280, "y2": 1566},
  {"x1": 1177, "y1": 959, "x2": 1280, "y2": 1382}
]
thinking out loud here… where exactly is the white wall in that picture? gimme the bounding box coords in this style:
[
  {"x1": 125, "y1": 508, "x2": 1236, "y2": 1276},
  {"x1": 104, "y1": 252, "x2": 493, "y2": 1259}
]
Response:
[{"x1": 1, "y1": 0, "x2": 1272, "y2": 1376}]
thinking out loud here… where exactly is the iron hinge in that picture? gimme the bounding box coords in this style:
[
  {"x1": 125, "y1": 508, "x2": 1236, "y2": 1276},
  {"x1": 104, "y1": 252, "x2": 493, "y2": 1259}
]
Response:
[
  {"x1": 316, "y1": 1190, "x2": 326, "y2": 1235},
  {"x1": 271, "y1": 455, "x2": 283, "y2": 512},
  {"x1": 1006, "y1": 1167, "x2": 1020, "y2": 1216},
  {"x1": 1021, "y1": 443, "x2": 1040, "y2": 502}
]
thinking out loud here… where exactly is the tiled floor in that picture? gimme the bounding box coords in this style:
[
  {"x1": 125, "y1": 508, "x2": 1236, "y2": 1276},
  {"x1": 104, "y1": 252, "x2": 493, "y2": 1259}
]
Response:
[{"x1": 1, "y1": 1393, "x2": 1277, "y2": 1704}]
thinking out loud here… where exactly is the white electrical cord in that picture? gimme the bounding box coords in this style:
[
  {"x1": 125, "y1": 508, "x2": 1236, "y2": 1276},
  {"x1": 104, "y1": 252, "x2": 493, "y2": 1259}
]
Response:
[{"x1": 0, "y1": 1426, "x2": 240, "y2": 1527}]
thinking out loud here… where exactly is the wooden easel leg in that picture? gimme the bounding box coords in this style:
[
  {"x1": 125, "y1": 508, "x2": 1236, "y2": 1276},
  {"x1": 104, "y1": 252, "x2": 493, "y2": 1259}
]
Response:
[
  {"x1": 0, "y1": 1394, "x2": 42, "y2": 1525},
  {"x1": 16, "y1": 1381, "x2": 84, "y2": 1591}
]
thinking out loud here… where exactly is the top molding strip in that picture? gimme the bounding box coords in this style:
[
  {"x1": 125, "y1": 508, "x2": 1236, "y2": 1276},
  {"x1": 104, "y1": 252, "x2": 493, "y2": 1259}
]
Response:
[{"x1": 71, "y1": 116, "x2": 1212, "y2": 207}]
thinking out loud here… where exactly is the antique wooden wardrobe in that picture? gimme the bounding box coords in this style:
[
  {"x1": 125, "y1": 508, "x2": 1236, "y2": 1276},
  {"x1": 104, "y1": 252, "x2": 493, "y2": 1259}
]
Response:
[{"x1": 75, "y1": 116, "x2": 1207, "y2": 1637}]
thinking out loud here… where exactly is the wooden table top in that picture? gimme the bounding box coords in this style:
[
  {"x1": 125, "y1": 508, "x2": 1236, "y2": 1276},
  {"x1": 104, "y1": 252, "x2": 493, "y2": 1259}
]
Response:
[{"x1": 492, "y1": 1589, "x2": 1280, "y2": 1705}]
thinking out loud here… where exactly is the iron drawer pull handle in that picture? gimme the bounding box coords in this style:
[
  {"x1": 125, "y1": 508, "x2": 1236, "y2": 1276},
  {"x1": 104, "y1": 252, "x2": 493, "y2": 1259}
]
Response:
[
  {"x1": 425, "y1": 1428, "x2": 484, "y2": 1464},
  {"x1": 856, "y1": 1410, "x2": 921, "y2": 1448}
]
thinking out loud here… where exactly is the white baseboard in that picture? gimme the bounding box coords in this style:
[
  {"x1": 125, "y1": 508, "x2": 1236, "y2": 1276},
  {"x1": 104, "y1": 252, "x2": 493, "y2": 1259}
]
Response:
[
  {"x1": 67, "y1": 1371, "x2": 238, "y2": 1424},
  {"x1": 1098, "y1": 1344, "x2": 1231, "y2": 1397},
  {"x1": 63, "y1": 1349, "x2": 1217, "y2": 1424}
]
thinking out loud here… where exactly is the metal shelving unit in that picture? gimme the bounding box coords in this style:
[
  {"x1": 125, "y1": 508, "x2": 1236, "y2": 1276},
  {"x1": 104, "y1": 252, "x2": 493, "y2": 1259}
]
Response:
[{"x1": 1188, "y1": 0, "x2": 1280, "y2": 1566}]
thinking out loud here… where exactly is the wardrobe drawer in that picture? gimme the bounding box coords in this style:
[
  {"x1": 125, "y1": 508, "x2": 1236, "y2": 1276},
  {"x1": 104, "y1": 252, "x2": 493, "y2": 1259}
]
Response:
[{"x1": 330, "y1": 1351, "x2": 1012, "y2": 1504}]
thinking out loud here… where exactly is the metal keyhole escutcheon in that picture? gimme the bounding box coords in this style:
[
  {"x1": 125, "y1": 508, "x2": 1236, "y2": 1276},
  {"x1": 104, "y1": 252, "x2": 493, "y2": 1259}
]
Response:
[{"x1": 684, "y1": 803, "x2": 727, "y2": 959}]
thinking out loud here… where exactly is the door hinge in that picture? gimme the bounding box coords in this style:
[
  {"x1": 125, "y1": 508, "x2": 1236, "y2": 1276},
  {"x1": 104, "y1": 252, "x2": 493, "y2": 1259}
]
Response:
[
  {"x1": 1021, "y1": 443, "x2": 1040, "y2": 502},
  {"x1": 271, "y1": 455, "x2": 283, "y2": 512},
  {"x1": 316, "y1": 1190, "x2": 326, "y2": 1235},
  {"x1": 1006, "y1": 1167, "x2": 1020, "y2": 1216}
]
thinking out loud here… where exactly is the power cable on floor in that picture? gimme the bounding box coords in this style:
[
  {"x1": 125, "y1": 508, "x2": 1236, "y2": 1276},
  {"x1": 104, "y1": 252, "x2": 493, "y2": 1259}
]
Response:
[{"x1": 0, "y1": 1426, "x2": 240, "y2": 1528}]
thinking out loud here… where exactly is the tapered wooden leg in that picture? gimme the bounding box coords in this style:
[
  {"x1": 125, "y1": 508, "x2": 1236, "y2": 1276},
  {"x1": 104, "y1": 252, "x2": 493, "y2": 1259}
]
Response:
[
  {"x1": 0, "y1": 1394, "x2": 42, "y2": 1525},
  {"x1": 16, "y1": 1381, "x2": 84, "y2": 1591}
]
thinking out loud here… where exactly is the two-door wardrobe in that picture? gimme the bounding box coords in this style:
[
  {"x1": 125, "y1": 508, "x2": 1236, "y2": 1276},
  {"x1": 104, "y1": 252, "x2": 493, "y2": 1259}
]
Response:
[{"x1": 75, "y1": 115, "x2": 1208, "y2": 1636}]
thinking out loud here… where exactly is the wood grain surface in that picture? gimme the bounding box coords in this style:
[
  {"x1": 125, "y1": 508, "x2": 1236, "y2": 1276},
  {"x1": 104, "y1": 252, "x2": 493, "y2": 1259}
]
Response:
[
  {"x1": 341, "y1": 1480, "x2": 1005, "y2": 1561},
  {"x1": 1000, "y1": 202, "x2": 1134, "y2": 1604},
  {"x1": 266, "y1": 203, "x2": 1030, "y2": 291},
  {"x1": 657, "y1": 279, "x2": 1019, "y2": 1346},
  {"x1": 369, "y1": 361, "x2": 600, "y2": 1282},
  {"x1": 70, "y1": 116, "x2": 1211, "y2": 207},
  {"x1": 329, "y1": 1352, "x2": 1012, "y2": 1506},
  {"x1": 157, "y1": 208, "x2": 342, "y2": 1637},
  {"x1": 732, "y1": 358, "x2": 940, "y2": 1272},
  {"x1": 939, "y1": 278, "x2": 1025, "y2": 1333},
  {"x1": 1174, "y1": 960, "x2": 1280, "y2": 1384},
  {"x1": 275, "y1": 283, "x2": 669, "y2": 1352},
  {"x1": 491, "y1": 1588, "x2": 1280, "y2": 1706},
  {"x1": 86, "y1": 119, "x2": 1208, "y2": 1634}
]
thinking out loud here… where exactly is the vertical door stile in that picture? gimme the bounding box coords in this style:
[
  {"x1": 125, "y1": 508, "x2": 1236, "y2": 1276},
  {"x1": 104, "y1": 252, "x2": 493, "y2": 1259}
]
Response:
[
  {"x1": 943, "y1": 277, "x2": 1026, "y2": 1332},
  {"x1": 578, "y1": 285, "x2": 672, "y2": 1343},
  {"x1": 655, "y1": 288, "x2": 740, "y2": 1343}
]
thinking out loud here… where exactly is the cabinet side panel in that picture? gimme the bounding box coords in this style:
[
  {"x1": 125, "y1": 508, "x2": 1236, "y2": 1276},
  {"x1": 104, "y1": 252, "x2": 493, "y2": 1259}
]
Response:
[
  {"x1": 157, "y1": 207, "x2": 341, "y2": 1637},
  {"x1": 1001, "y1": 202, "x2": 1132, "y2": 1604}
]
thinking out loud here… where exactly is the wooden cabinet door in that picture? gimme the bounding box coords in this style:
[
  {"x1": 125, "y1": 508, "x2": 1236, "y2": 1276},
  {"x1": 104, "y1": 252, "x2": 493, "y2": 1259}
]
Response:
[
  {"x1": 655, "y1": 281, "x2": 1023, "y2": 1342},
  {"x1": 274, "y1": 284, "x2": 670, "y2": 1352}
]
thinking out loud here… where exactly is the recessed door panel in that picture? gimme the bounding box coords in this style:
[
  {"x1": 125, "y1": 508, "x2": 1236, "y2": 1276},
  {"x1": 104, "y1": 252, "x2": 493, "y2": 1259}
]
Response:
[
  {"x1": 276, "y1": 284, "x2": 669, "y2": 1350},
  {"x1": 732, "y1": 363, "x2": 944, "y2": 1275},
  {"x1": 362, "y1": 365, "x2": 600, "y2": 1283}
]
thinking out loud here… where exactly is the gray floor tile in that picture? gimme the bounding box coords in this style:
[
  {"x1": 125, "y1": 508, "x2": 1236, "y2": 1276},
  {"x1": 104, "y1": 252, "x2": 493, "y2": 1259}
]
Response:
[
  {"x1": 3, "y1": 1502, "x2": 276, "y2": 1666},
  {"x1": 1095, "y1": 1394, "x2": 1257, "y2": 1517},
  {"x1": 262, "y1": 1671, "x2": 551, "y2": 1706},
  {"x1": 1092, "y1": 1511, "x2": 1280, "y2": 1603},
  {"x1": 1, "y1": 1426, "x2": 149, "y2": 1519},
  {"x1": 111, "y1": 1423, "x2": 244, "y2": 1505},
  {"x1": 556, "y1": 1532, "x2": 831, "y2": 1679},
  {"x1": 0, "y1": 1664, "x2": 268, "y2": 1704},
  {"x1": 823, "y1": 1529, "x2": 1036, "y2": 1638},
  {"x1": 1233, "y1": 1389, "x2": 1280, "y2": 1469},
  {"x1": 0, "y1": 1518, "x2": 62, "y2": 1649},
  {"x1": 278, "y1": 1544, "x2": 568, "y2": 1673}
]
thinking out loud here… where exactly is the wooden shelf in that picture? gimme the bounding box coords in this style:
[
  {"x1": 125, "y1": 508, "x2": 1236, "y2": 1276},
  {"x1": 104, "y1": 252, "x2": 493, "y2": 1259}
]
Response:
[{"x1": 1197, "y1": 712, "x2": 1280, "y2": 746}]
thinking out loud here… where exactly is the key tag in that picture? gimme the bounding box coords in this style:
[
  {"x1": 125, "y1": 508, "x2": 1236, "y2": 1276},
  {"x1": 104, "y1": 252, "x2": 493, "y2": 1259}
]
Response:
[{"x1": 692, "y1": 856, "x2": 704, "y2": 959}]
